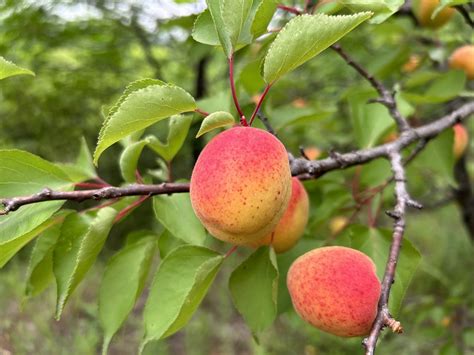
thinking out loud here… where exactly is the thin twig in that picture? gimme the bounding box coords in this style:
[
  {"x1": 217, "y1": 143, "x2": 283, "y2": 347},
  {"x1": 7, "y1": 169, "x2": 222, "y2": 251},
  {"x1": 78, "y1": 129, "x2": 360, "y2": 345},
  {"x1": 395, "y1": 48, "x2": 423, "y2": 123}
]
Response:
[
  {"x1": 256, "y1": 110, "x2": 277, "y2": 136},
  {"x1": 454, "y1": 5, "x2": 474, "y2": 28},
  {"x1": 277, "y1": 4, "x2": 302, "y2": 15},
  {"x1": 331, "y1": 44, "x2": 411, "y2": 132},
  {"x1": 229, "y1": 55, "x2": 247, "y2": 126},
  {"x1": 249, "y1": 84, "x2": 272, "y2": 126}
]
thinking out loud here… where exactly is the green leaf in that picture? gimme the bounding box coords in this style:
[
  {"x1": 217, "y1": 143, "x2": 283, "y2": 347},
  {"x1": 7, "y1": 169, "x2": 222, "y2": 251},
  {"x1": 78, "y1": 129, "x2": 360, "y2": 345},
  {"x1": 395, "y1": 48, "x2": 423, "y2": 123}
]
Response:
[
  {"x1": 340, "y1": 0, "x2": 404, "y2": 24},
  {"x1": 0, "y1": 56, "x2": 35, "y2": 80},
  {"x1": 342, "y1": 225, "x2": 421, "y2": 315},
  {"x1": 120, "y1": 139, "x2": 148, "y2": 182},
  {"x1": 53, "y1": 208, "x2": 117, "y2": 319},
  {"x1": 142, "y1": 245, "x2": 223, "y2": 345},
  {"x1": 146, "y1": 115, "x2": 193, "y2": 162},
  {"x1": 221, "y1": 0, "x2": 254, "y2": 48},
  {"x1": 0, "y1": 150, "x2": 72, "y2": 268},
  {"x1": 196, "y1": 111, "x2": 235, "y2": 137},
  {"x1": 205, "y1": 0, "x2": 233, "y2": 57},
  {"x1": 99, "y1": 237, "x2": 157, "y2": 354},
  {"x1": 192, "y1": 10, "x2": 221, "y2": 46},
  {"x1": 229, "y1": 247, "x2": 279, "y2": 337},
  {"x1": 153, "y1": 194, "x2": 207, "y2": 245},
  {"x1": 94, "y1": 80, "x2": 196, "y2": 165},
  {"x1": 263, "y1": 13, "x2": 372, "y2": 83},
  {"x1": 57, "y1": 138, "x2": 97, "y2": 182},
  {"x1": 158, "y1": 229, "x2": 185, "y2": 259},
  {"x1": 347, "y1": 88, "x2": 395, "y2": 148},
  {"x1": 24, "y1": 213, "x2": 71, "y2": 299},
  {"x1": 251, "y1": 0, "x2": 278, "y2": 38}
]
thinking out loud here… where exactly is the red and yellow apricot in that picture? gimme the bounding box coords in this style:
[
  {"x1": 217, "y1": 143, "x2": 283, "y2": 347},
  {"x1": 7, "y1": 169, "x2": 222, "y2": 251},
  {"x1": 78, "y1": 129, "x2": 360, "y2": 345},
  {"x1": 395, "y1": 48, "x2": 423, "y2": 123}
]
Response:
[
  {"x1": 413, "y1": 0, "x2": 455, "y2": 29},
  {"x1": 287, "y1": 246, "x2": 381, "y2": 337},
  {"x1": 190, "y1": 127, "x2": 292, "y2": 245},
  {"x1": 250, "y1": 177, "x2": 309, "y2": 253},
  {"x1": 453, "y1": 124, "x2": 469, "y2": 160},
  {"x1": 449, "y1": 45, "x2": 474, "y2": 80}
]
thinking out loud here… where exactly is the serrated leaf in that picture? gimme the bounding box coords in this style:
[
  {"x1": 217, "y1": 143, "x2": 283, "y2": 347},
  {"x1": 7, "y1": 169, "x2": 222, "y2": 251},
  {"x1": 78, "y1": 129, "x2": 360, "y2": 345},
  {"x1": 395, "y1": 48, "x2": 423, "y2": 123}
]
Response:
[
  {"x1": 206, "y1": 0, "x2": 233, "y2": 57},
  {"x1": 57, "y1": 138, "x2": 97, "y2": 182},
  {"x1": 94, "y1": 81, "x2": 196, "y2": 165},
  {"x1": 229, "y1": 246, "x2": 279, "y2": 337},
  {"x1": 343, "y1": 225, "x2": 421, "y2": 315},
  {"x1": 142, "y1": 245, "x2": 223, "y2": 346},
  {"x1": 24, "y1": 212, "x2": 71, "y2": 299},
  {"x1": 99, "y1": 237, "x2": 156, "y2": 354},
  {"x1": 0, "y1": 150, "x2": 73, "y2": 268},
  {"x1": 196, "y1": 111, "x2": 235, "y2": 137},
  {"x1": 120, "y1": 140, "x2": 148, "y2": 182},
  {"x1": 251, "y1": 0, "x2": 278, "y2": 38},
  {"x1": 0, "y1": 56, "x2": 35, "y2": 80},
  {"x1": 222, "y1": 0, "x2": 254, "y2": 47},
  {"x1": 146, "y1": 115, "x2": 193, "y2": 162},
  {"x1": 263, "y1": 13, "x2": 372, "y2": 83},
  {"x1": 53, "y1": 208, "x2": 117, "y2": 319},
  {"x1": 153, "y1": 194, "x2": 207, "y2": 245},
  {"x1": 340, "y1": 0, "x2": 403, "y2": 24}
]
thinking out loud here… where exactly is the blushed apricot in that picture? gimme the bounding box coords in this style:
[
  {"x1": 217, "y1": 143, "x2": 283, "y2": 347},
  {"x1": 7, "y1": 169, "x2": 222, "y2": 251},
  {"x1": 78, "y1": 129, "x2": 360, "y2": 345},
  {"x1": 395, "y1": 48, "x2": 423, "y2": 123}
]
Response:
[{"x1": 190, "y1": 127, "x2": 292, "y2": 245}]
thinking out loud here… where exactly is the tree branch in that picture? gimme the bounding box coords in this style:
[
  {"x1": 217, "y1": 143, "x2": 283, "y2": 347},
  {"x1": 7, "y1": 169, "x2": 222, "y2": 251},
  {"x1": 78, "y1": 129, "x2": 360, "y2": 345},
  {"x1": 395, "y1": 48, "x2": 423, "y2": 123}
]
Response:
[
  {"x1": 0, "y1": 183, "x2": 190, "y2": 215},
  {"x1": 454, "y1": 155, "x2": 474, "y2": 240},
  {"x1": 454, "y1": 5, "x2": 474, "y2": 29},
  {"x1": 331, "y1": 44, "x2": 411, "y2": 132}
]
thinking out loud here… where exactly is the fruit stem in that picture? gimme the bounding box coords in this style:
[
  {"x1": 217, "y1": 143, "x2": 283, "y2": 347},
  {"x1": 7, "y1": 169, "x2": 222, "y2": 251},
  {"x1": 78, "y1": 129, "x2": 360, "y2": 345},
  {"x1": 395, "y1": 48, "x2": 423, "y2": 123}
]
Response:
[
  {"x1": 228, "y1": 55, "x2": 248, "y2": 126},
  {"x1": 249, "y1": 84, "x2": 272, "y2": 126},
  {"x1": 224, "y1": 245, "x2": 238, "y2": 258}
]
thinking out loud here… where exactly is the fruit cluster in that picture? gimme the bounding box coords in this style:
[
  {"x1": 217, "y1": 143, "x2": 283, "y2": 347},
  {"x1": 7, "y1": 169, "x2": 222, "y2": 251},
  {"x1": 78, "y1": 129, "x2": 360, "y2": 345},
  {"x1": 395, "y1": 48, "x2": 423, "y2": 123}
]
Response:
[{"x1": 190, "y1": 127, "x2": 382, "y2": 337}]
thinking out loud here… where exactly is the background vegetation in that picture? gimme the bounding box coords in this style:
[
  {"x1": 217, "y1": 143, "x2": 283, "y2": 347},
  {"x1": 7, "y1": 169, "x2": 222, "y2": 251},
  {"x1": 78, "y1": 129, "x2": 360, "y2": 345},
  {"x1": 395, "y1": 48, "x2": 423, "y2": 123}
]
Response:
[{"x1": 0, "y1": 0, "x2": 473, "y2": 354}]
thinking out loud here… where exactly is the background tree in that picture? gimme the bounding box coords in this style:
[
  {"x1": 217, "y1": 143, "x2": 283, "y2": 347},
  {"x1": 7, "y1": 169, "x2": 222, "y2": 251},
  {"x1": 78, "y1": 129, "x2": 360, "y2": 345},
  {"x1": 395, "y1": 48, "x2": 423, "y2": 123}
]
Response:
[{"x1": 0, "y1": 0, "x2": 473, "y2": 354}]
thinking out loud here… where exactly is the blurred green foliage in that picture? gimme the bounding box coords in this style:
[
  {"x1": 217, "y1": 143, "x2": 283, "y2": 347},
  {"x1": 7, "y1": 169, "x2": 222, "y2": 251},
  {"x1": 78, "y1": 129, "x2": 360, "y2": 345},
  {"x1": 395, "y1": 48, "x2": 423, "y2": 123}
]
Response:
[{"x1": 1, "y1": 0, "x2": 473, "y2": 354}]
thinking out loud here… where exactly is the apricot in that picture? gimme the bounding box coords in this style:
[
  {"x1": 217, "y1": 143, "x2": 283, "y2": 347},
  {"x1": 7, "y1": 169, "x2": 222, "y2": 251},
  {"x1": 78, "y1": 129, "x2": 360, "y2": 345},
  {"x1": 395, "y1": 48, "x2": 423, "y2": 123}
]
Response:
[
  {"x1": 449, "y1": 45, "x2": 474, "y2": 80},
  {"x1": 413, "y1": 0, "x2": 455, "y2": 29},
  {"x1": 453, "y1": 124, "x2": 469, "y2": 160},
  {"x1": 190, "y1": 127, "x2": 292, "y2": 245},
  {"x1": 250, "y1": 177, "x2": 309, "y2": 253},
  {"x1": 402, "y1": 54, "x2": 421, "y2": 73},
  {"x1": 287, "y1": 246, "x2": 381, "y2": 337},
  {"x1": 329, "y1": 216, "x2": 349, "y2": 236}
]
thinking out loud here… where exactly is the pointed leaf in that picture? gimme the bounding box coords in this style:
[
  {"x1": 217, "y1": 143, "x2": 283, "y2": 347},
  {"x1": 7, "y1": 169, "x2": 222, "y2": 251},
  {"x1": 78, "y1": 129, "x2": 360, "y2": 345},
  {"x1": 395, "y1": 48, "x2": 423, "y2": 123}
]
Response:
[
  {"x1": 192, "y1": 10, "x2": 221, "y2": 46},
  {"x1": 251, "y1": 0, "x2": 278, "y2": 38},
  {"x1": 206, "y1": 0, "x2": 233, "y2": 57},
  {"x1": 120, "y1": 140, "x2": 148, "y2": 182},
  {"x1": 99, "y1": 237, "x2": 157, "y2": 353},
  {"x1": 53, "y1": 208, "x2": 117, "y2": 319},
  {"x1": 0, "y1": 56, "x2": 35, "y2": 80},
  {"x1": 222, "y1": 0, "x2": 254, "y2": 47},
  {"x1": 94, "y1": 81, "x2": 196, "y2": 165},
  {"x1": 57, "y1": 138, "x2": 97, "y2": 182},
  {"x1": 153, "y1": 194, "x2": 207, "y2": 245},
  {"x1": 196, "y1": 111, "x2": 235, "y2": 137},
  {"x1": 229, "y1": 246, "x2": 279, "y2": 336},
  {"x1": 263, "y1": 13, "x2": 372, "y2": 83},
  {"x1": 147, "y1": 115, "x2": 193, "y2": 162},
  {"x1": 24, "y1": 212, "x2": 71, "y2": 298},
  {"x1": 143, "y1": 245, "x2": 224, "y2": 345},
  {"x1": 0, "y1": 150, "x2": 72, "y2": 268}
]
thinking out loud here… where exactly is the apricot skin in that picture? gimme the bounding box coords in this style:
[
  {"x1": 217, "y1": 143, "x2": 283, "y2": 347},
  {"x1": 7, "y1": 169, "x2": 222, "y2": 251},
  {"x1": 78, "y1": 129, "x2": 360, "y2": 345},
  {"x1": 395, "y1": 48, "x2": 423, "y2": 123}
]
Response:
[
  {"x1": 190, "y1": 127, "x2": 292, "y2": 245},
  {"x1": 453, "y1": 124, "x2": 469, "y2": 160},
  {"x1": 287, "y1": 246, "x2": 381, "y2": 337},
  {"x1": 250, "y1": 177, "x2": 309, "y2": 253},
  {"x1": 413, "y1": 0, "x2": 454, "y2": 29},
  {"x1": 449, "y1": 45, "x2": 474, "y2": 80}
]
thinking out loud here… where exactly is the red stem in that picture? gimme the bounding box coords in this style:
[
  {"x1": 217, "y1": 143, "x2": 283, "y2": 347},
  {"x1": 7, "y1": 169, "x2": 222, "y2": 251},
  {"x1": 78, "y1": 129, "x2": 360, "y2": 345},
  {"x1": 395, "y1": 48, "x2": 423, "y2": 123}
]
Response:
[
  {"x1": 249, "y1": 84, "x2": 272, "y2": 126},
  {"x1": 114, "y1": 195, "x2": 151, "y2": 223},
  {"x1": 277, "y1": 4, "x2": 302, "y2": 15},
  {"x1": 195, "y1": 108, "x2": 209, "y2": 117},
  {"x1": 225, "y1": 245, "x2": 238, "y2": 258},
  {"x1": 229, "y1": 55, "x2": 248, "y2": 126}
]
